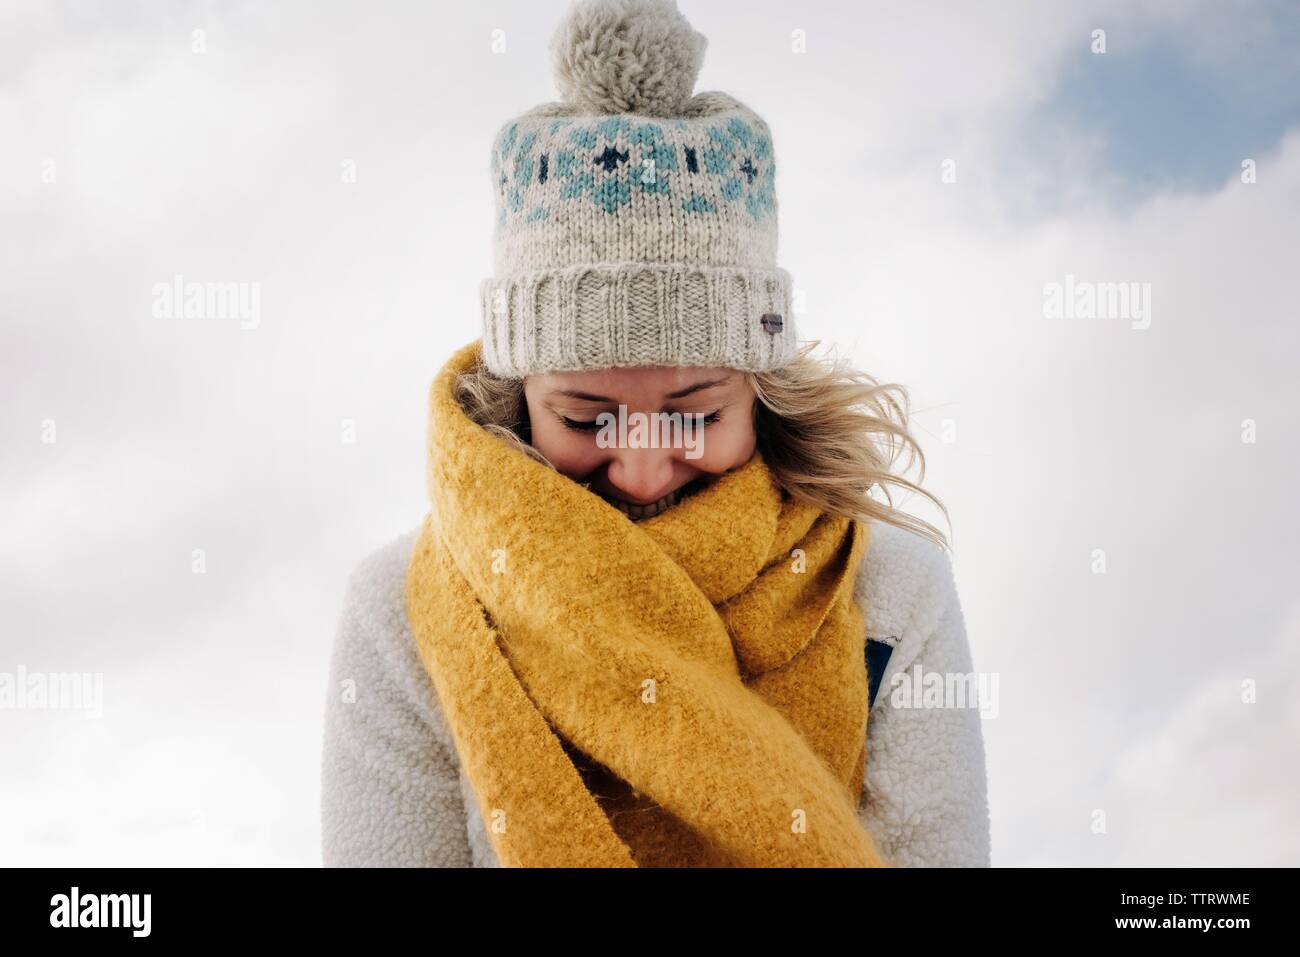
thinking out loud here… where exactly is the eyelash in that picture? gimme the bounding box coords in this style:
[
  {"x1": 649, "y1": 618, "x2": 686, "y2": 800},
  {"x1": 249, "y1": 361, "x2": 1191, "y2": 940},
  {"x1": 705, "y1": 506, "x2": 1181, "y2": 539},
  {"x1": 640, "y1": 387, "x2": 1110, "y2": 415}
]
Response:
[{"x1": 560, "y1": 410, "x2": 724, "y2": 433}]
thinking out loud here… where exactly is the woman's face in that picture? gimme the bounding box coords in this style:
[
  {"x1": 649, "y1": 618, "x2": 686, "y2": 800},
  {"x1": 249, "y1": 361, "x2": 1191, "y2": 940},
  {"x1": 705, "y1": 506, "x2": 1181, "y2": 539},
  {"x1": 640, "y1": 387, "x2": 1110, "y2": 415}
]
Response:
[{"x1": 522, "y1": 365, "x2": 758, "y2": 519}]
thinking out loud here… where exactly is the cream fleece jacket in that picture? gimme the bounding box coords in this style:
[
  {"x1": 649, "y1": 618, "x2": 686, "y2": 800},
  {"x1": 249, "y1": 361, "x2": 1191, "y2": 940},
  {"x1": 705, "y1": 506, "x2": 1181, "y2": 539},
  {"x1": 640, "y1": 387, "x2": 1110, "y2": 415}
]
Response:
[{"x1": 320, "y1": 519, "x2": 992, "y2": 867}]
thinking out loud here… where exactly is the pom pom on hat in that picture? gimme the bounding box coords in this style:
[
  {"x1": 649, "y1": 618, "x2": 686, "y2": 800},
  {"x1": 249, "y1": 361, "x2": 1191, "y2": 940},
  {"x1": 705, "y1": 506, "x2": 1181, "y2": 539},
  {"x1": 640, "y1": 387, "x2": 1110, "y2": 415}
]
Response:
[{"x1": 550, "y1": 0, "x2": 707, "y2": 117}]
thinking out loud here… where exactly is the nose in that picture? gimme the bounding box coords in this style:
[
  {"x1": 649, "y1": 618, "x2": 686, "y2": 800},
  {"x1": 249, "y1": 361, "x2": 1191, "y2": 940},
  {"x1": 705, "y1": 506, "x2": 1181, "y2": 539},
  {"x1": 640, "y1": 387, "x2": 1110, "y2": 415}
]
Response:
[{"x1": 605, "y1": 447, "x2": 677, "y2": 504}]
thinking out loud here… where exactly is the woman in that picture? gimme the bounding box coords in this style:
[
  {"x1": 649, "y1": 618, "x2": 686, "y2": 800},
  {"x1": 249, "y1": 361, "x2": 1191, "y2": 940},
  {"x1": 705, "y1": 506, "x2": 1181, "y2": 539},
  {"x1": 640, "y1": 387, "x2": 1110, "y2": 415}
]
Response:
[{"x1": 321, "y1": 0, "x2": 990, "y2": 867}]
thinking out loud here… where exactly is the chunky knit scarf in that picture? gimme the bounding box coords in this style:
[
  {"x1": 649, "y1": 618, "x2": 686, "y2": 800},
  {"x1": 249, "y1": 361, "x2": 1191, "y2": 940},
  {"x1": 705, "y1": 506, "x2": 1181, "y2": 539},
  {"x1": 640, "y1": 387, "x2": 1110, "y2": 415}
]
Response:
[{"x1": 405, "y1": 340, "x2": 890, "y2": 867}]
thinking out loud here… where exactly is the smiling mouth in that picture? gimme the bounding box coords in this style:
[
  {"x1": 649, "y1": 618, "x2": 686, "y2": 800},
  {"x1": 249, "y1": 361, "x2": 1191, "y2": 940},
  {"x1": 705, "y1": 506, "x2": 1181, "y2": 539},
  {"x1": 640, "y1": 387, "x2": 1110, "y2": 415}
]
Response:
[{"x1": 597, "y1": 479, "x2": 701, "y2": 520}]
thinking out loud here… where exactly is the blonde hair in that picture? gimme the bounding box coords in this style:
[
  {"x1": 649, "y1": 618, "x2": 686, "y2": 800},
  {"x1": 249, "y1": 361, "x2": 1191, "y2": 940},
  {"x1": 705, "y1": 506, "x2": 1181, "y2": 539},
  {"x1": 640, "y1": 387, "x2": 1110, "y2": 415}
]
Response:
[{"x1": 454, "y1": 341, "x2": 950, "y2": 551}]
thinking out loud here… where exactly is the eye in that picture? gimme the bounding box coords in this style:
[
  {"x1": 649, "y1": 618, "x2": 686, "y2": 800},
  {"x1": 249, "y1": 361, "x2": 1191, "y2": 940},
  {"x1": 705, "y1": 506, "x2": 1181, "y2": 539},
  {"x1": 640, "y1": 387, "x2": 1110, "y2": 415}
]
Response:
[
  {"x1": 560, "y1": 415, "x2": 606, "y2": 432},
  {"x1": 558, "y1": 409, "x2": 724, "y2": 433}
]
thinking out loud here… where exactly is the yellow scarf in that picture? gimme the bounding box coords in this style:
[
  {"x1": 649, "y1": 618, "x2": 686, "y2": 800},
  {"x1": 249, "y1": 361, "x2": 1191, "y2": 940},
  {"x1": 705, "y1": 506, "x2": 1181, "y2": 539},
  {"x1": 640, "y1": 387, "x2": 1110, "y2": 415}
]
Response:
[{"x1": 406, "y1": 340, "x2": 890, "y2": 867}]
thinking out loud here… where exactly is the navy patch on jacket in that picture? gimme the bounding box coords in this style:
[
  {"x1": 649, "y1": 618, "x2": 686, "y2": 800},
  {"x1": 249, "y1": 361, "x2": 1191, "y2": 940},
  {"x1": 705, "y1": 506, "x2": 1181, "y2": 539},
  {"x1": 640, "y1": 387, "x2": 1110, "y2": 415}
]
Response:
[{"x1": 866, "y1": 637, "x2": 898, "y2": 709}]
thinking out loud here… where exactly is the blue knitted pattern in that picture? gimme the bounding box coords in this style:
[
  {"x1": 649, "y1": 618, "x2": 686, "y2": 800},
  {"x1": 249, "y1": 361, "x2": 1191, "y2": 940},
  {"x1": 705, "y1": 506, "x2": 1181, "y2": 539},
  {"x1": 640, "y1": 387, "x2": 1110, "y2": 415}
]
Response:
[{"x1": 490, "y1": 113, "x2": 777, "y2": 229}]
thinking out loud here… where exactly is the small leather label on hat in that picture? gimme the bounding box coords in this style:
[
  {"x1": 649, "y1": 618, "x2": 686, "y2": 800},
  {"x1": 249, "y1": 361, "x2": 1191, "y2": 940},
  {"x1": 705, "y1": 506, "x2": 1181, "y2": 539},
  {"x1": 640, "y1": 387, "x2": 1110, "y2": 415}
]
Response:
[{"x1": 760, "y1": 313, "x2": 783, "y2": 334}]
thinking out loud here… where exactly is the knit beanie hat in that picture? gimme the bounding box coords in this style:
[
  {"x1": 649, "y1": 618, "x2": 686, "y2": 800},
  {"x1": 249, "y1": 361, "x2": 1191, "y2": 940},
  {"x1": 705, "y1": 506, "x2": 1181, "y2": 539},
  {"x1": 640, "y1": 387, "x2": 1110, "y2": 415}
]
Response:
[{"x1": 479, "y1": 0, "x2": 798, "y2": 379}]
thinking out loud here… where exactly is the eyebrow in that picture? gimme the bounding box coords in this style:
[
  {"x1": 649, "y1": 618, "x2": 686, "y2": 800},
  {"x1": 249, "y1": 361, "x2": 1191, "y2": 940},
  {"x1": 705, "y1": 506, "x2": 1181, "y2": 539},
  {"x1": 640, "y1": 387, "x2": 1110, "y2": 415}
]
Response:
[{"x1": 551, "y1": 375, "x2": 735, "y2": 403}]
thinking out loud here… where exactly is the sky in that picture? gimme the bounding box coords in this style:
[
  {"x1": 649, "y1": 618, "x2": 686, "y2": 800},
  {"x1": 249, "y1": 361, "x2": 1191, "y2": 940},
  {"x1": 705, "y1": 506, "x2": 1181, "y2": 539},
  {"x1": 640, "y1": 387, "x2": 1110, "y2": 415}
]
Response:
[{"x1": 2, "y1": 0, "x2": 1298, "y2": 866}]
